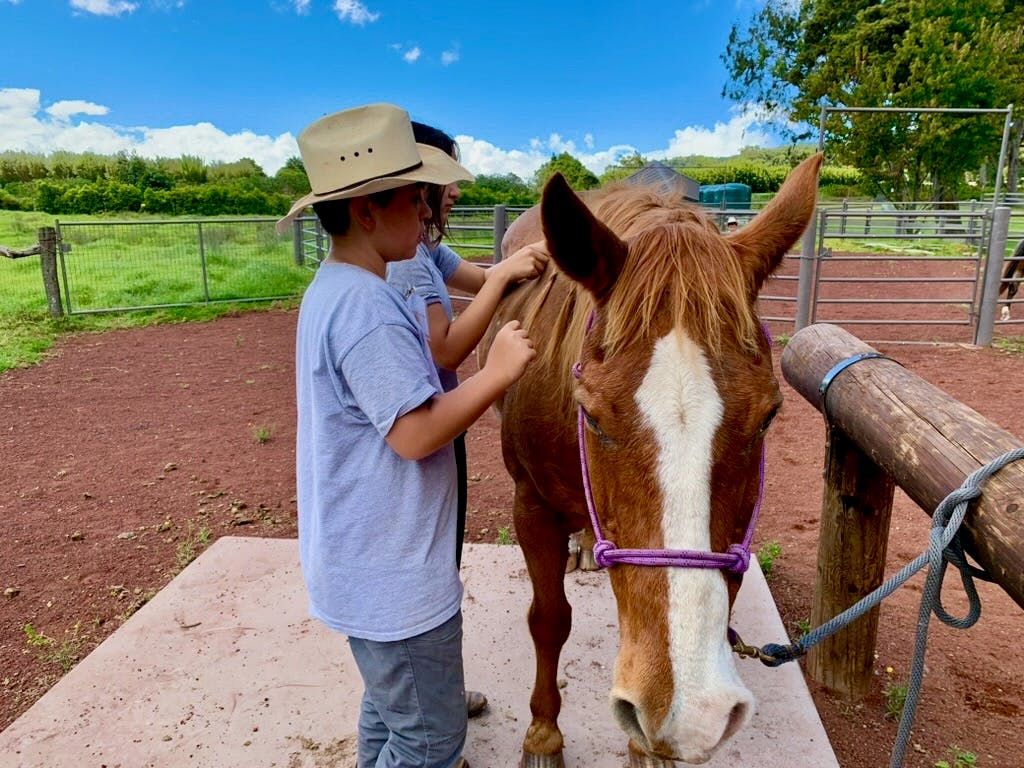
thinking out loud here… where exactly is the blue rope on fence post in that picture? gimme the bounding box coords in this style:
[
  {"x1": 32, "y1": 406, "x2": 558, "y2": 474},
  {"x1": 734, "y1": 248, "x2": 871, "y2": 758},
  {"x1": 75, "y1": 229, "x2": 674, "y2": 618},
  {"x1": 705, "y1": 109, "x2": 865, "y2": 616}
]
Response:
[{"x1": 733, "y1": 447, "x2": 1024, "y2": 768}]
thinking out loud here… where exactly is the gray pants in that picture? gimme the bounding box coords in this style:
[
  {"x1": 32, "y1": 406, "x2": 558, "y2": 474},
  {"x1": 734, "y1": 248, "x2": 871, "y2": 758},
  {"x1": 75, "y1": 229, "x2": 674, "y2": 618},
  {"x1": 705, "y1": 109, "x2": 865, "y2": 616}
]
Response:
[{"x1": 348, "y1": 610, "x2": 467, "y2": 768}]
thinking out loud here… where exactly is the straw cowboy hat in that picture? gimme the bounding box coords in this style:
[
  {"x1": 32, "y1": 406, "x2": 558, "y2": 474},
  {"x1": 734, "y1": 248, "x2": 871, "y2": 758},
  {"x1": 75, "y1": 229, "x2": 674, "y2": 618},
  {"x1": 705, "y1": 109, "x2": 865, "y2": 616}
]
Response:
[{"x1": 276, "y1": 103, "x2": 474, "y2": 234}]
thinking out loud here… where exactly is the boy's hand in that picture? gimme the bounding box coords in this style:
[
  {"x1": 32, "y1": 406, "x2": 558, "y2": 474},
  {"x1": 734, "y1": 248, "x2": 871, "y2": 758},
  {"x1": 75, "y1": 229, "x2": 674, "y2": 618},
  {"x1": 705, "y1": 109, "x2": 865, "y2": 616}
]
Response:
[
  {"x1": 490, "y1": 243, "x2": 548, "y2": 285},
  {"x1": 484, "y1": 320, "x2": 535, "y2": 388}
]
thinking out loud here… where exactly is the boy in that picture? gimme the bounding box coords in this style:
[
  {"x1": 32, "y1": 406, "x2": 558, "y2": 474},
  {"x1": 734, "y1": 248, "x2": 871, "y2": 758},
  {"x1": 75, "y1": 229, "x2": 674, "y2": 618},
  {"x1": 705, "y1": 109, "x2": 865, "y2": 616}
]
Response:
[{"x1": 277, "y1": 103, "x2": 535, "y2": 768}]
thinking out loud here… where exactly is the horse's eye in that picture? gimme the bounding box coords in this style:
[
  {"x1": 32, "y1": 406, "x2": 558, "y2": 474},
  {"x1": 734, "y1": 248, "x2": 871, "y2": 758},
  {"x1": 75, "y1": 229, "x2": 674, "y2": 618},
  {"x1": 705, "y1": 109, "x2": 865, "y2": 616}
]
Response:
[
  {"x1": 581, "y1": 407, "x2": 616, "y2": 447},
  {"x1": 758, "y1": 408, "x2": 779, "y2": 435}
]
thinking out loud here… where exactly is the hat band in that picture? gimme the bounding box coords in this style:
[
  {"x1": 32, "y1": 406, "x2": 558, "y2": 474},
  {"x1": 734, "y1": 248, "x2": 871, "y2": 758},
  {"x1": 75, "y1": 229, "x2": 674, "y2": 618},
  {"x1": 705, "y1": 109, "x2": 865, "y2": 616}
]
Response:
[{"x1": 315, "y1": 159, "x2": 425, "y2": 196}]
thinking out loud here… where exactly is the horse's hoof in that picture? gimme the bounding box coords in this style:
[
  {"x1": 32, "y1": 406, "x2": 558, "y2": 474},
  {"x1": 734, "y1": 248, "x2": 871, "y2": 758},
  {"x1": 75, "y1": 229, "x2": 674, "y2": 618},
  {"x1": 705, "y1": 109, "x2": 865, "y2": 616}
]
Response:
[
  {"x1": 627, "y1": 754, "x2": 675, "y2": 767},
  {"x1": 577, "y1": 546, "x2": 599, "y2": 571},
  {"x1": 519, "y1": 752, "x2": 566, "y2": 768},
  {"x1": 565, "y1": 536, "x2": 580, "y2": 573},
  {"x1": 1001, "y1": 306, "x2": 1011, "y2": 321}
]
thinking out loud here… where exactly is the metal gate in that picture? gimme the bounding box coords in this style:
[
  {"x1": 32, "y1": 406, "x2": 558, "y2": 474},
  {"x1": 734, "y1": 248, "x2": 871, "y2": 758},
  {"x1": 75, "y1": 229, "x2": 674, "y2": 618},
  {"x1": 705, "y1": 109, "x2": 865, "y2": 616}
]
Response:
[{"x1": 757, "y1": 203, "x2": 1020, "y2": 345}]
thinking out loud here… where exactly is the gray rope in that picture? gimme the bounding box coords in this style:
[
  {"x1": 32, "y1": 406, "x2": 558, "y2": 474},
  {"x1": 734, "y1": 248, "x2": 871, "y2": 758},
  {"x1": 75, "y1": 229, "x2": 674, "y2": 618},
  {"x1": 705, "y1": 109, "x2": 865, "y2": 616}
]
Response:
[{"x1": 733, "y1": 447, "x2": 1024, "y2": 768}]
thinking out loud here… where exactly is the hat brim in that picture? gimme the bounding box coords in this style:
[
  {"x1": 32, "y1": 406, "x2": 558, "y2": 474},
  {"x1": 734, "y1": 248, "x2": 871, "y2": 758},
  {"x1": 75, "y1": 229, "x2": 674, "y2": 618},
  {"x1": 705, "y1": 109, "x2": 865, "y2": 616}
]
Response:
[{"x1": 275, "y1": 144, "x2": 474, "y2": 234}]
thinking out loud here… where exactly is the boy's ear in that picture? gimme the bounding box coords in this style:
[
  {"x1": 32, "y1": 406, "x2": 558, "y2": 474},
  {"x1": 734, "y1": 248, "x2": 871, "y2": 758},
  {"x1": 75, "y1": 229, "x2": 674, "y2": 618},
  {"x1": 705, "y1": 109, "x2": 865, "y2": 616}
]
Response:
[{"x1": 348, "y1": 195, "x2": 375, "y2": 231}]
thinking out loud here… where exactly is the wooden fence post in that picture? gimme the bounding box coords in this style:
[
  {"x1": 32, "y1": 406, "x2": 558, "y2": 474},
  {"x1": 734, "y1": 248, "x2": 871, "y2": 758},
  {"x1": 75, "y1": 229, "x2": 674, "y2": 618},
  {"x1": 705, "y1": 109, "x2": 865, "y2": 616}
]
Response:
[
  {"x1": 782, "y1": 323, "x2": 1024, "y2": 610},
  {"x1": 38, "y1": 227, "x2": 64, "y2": 318},
  {"x1": 806, "y1": 426, "x2": 895, "y2": 697}
]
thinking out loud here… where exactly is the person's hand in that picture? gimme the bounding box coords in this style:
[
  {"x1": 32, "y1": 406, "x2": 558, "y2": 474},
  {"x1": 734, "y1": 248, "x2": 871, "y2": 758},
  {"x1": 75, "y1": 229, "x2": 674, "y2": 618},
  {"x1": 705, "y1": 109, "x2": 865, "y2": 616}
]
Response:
[
  {"x1": 484, "y1": 320, "x2": 535, "y2": 388},
  {"x1": 489, "y1": 242, "x2": 548, "y2": 285}
]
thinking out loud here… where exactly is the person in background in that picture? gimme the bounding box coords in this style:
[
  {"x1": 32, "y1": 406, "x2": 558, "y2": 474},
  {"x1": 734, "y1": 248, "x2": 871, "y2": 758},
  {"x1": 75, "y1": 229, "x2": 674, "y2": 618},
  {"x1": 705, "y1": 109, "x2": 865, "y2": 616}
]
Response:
[
  {"x1": 282, "y1": 102, "x2": 537, "y2": 768},
  {"x1": 726, "y1": 215, "x2": 739, "y2": 232},
  {"x1": 388, "y1": 122, "x2": 547, "y2": 570}
]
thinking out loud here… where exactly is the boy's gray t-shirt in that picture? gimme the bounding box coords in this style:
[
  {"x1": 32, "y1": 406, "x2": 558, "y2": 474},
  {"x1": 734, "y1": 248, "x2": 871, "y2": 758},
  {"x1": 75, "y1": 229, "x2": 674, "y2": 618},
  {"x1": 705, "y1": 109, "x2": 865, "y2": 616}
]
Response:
[
  {"x1": 295, "y1": 262, "x2": 461, "y2": 642},
  {"x1": 386, "y1": 242, "x2": 462, "y2": 392}
]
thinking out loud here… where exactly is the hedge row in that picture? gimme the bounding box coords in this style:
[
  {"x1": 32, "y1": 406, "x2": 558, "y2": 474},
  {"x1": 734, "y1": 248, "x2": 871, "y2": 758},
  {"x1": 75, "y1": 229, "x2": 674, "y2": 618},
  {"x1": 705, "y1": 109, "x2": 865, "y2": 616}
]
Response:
[
  {"x1": 675, "y1": 163, "x2": 863, "y2": 192},
  {"x1": 32, "y1": 181, "x2": 291, "y2": 216}
]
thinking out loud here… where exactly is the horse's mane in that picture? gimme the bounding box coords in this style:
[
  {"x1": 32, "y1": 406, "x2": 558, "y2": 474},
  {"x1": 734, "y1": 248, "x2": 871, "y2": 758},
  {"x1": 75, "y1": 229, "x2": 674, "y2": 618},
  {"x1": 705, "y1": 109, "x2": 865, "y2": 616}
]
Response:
[{"x1": 523, "y1": 183, "x2": 762, "y2": 399}]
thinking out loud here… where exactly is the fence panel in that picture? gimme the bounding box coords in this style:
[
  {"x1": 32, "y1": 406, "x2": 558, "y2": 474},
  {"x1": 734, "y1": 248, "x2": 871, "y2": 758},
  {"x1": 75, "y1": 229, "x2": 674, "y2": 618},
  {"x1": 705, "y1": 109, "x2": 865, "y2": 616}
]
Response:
[{"x1": 56, "y1": 218, "x2": 309, "y2": 315}]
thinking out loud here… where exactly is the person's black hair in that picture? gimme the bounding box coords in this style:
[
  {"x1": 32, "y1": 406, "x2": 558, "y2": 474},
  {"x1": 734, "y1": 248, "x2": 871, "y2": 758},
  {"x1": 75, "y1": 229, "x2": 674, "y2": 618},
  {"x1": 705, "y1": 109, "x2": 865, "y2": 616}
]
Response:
[
  {"x1": 412, "y1": 121, "x2": 460, "y2": 244},
  {"x1": 312, "y1": 188, "x2": 397, "y2": 237}
]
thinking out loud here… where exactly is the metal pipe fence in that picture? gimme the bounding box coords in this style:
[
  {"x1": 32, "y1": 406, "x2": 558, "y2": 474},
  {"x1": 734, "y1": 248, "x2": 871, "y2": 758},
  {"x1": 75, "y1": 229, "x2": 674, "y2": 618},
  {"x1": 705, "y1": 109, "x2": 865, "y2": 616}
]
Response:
[{"x1": 33, "y1": 201, "x2": 1024, "y2": 345}]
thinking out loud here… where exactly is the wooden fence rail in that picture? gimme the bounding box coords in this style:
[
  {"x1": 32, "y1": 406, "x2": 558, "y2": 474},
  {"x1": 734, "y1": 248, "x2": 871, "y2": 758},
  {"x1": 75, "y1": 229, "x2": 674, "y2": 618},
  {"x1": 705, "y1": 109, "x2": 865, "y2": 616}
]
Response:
[{"x1": 780, "y1": 322, "x2": 1024, "y2": 697}]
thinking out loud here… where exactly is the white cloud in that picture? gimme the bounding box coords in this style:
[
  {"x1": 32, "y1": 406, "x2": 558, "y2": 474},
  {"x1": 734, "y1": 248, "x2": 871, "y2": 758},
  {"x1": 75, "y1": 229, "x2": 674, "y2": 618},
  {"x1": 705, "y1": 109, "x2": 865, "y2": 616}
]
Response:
[
  {"x1": 649, "y1": 109, "x2": 776, "y2": 159},
  {"x1": 293, "y1": 0, "x2": 311, "y2": 13},
  {"x1": 441, "y1": 48, "x2": 459, "y2": 66},
  {"x1": 333, "y1": 0, "x2": 379, "y2": 25},
  {"x1": 0, "y1": 88, "x2": 298, "y2": 175},
  {"x1": 0, "y1": 88, "x2": 786, "y2": 183},
  {"x1": 70, "y1": 0, "x2": 139, "y2": 16},
  {"x1": 47, "y1": 100, "x2": 110, "y2": 122},
  {"x1": 403, "y1": 46, "x2": 421, "y2": 64}
]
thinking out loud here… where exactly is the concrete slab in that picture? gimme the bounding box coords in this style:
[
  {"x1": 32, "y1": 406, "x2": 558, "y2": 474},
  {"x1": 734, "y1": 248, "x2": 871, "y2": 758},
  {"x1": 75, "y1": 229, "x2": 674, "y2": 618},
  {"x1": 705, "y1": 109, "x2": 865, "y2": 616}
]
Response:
[{"x1": 0, "y1": 538, "x2": 837, "y2": 768}]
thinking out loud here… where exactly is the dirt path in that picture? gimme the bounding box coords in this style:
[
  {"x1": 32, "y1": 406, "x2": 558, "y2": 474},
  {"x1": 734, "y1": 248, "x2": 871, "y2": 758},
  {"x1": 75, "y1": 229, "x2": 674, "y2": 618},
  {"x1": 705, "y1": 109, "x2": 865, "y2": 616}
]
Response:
[{"x1": 1, "y1": 304, "x2": 1022, "y2": 768}]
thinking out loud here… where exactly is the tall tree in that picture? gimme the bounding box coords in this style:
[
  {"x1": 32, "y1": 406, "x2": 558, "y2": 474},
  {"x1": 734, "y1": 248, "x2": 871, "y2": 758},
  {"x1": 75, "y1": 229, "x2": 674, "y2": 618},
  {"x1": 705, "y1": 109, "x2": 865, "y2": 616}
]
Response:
[
  {"x1": 723, "y1": 0, "x2": 1024, "y2": 200},
  {"x1": 533, "y1": 152, "x2": 600, "y2": 191}
]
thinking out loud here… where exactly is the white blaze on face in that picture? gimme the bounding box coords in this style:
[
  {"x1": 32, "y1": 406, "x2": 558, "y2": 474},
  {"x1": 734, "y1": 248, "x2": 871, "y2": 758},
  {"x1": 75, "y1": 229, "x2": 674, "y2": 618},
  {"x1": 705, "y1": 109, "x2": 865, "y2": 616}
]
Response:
[{"x1": 633, "y1": 331, "x2": 753, "y2": 756}]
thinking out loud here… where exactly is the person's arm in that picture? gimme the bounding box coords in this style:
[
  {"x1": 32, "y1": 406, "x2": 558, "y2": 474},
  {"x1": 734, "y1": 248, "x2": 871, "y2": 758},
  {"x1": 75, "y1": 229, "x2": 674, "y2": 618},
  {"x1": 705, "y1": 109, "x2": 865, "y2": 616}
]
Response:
[
  {"x1": 446, "y1": 259, "x2": 487, "y2": 294},
  {"x1": 386, "y1": 320, "x2": 534, "y2": 459},
  {"x1": 425, "y1": 243, "x2": 547, "y2": 370}
]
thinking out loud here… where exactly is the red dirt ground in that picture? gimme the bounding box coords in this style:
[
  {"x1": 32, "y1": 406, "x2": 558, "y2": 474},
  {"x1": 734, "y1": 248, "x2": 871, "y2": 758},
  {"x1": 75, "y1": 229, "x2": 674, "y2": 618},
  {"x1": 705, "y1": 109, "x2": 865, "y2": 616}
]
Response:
[{"x1": 1, "y1": 266, "x2": 1022, "y2": 767}]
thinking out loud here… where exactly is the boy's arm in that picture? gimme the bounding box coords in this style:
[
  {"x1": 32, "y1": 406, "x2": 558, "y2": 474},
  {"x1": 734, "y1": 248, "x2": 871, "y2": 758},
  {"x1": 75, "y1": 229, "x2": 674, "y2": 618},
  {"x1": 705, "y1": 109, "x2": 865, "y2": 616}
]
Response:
[{"x1": 386, "y1": 320, "x2": 534, "y2": 460}]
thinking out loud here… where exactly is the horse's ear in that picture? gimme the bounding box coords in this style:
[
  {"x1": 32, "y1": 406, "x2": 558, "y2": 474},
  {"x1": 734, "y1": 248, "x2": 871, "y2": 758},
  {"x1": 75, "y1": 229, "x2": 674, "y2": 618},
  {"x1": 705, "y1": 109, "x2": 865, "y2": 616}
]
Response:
[
  {"x1": 728, "y1": 152, "x2": 823, "y2": 291},
  {"x1": 541, "y1": 173, "x2": 627, "y2": 301}
]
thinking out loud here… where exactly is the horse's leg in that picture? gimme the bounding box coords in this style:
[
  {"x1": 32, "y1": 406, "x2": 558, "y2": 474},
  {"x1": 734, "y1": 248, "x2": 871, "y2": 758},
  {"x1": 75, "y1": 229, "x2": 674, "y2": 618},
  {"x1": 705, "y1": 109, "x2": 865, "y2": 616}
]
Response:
[{"x1": 514, "y1": 482, "x2": 572, "y2": 768}]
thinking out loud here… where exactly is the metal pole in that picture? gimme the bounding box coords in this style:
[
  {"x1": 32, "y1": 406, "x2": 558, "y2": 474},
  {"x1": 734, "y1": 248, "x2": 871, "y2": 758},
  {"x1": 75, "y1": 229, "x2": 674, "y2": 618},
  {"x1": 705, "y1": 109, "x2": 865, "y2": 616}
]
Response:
[
  {"x1": 197, "y1": 222, "x2": 210, "y2": 303},
  {"x1": 795, "y1": 208, "x2": 820, "y2": 331},
  {"x1": 974, "y1": 206, "x2": 1011, "y2": 346},
  {"x1": 492, "y1": 204, "x2": 507, "y2": 264},
  {"x1": 991, "y1": 104, "x2": 1014, "y2": 209}
]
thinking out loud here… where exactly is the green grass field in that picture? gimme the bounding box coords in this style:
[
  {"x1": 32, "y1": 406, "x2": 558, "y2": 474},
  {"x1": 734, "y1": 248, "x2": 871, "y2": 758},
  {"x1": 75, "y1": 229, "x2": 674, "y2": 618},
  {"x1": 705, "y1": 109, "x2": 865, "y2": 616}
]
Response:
[{"x1": 0, "y1": 211, "x2": 308, "y2": 372}]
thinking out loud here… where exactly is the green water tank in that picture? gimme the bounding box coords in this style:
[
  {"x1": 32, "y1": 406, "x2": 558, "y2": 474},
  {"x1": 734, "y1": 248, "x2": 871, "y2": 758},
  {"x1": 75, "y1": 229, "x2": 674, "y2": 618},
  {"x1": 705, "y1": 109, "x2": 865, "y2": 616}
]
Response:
[{"x1": 699, "y1": 182, "x2": 752, "y2": 207}]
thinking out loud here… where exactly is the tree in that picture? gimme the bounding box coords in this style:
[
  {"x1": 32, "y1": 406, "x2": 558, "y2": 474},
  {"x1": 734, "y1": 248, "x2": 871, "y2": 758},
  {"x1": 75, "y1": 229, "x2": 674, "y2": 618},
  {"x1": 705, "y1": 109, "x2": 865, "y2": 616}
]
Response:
[
  {"x1": 722, "y1": 0, "x2": 1024, "y2": 199},
  {"x1": 532, "y1": 152, "x2": 599, "y2": 192},
  {"x1": 457, "y1": 173, "x2": 536, "y2": 206}
]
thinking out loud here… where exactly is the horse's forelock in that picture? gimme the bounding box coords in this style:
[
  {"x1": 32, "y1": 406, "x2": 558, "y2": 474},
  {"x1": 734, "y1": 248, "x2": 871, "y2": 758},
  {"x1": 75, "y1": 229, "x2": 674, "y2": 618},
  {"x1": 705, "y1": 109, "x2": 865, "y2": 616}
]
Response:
[{"x1": 519, "y1": 185, "x2": 762, "y2": 415}]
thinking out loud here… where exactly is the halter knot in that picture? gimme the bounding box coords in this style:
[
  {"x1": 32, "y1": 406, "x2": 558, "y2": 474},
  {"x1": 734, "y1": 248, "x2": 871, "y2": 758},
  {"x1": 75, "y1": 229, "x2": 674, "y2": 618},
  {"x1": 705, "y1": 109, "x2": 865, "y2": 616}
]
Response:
[
  {"x1": 592, "y1": 540, "x2": 617, "y2": 568},
  {"x1": 725, "y1": 543, "x2": 751, "y2": 573}
]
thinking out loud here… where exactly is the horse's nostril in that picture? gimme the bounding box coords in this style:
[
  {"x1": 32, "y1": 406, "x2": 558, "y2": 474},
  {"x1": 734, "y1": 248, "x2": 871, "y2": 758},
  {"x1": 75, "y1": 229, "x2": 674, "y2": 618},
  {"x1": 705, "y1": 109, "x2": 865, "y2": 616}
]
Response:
[{"x1": 722, "y1": 701, "x2": 749, "y2": 743}]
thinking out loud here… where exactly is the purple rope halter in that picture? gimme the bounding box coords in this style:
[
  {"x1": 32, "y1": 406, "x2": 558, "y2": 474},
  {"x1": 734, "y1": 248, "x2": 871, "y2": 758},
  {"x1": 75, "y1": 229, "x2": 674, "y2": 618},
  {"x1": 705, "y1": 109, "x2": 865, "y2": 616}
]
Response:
[{"x1": 571, "y1": 313, "x2": 765, "y2": 572}]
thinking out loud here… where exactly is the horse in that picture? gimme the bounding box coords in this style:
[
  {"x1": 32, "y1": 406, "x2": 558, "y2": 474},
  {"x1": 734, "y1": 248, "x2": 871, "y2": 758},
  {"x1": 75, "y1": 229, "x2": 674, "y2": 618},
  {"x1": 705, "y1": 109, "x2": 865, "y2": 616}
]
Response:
[
  {"x1": 999, "y1": 238, "x2": 1024, "y2": 321},
  {"x1": 477, "y1": 153, "x2": 822, "y2": 767}
]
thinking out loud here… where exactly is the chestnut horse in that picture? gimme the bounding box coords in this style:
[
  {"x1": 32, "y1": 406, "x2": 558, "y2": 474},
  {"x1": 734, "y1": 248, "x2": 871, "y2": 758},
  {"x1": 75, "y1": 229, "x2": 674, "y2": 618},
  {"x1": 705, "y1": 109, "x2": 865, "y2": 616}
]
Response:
[
  {"x1": 999, "y1": 237, "x2": 1024, "y2": 321},
  {"x1": 477, "y1": 154, "x2": 822, "y2": 767}
]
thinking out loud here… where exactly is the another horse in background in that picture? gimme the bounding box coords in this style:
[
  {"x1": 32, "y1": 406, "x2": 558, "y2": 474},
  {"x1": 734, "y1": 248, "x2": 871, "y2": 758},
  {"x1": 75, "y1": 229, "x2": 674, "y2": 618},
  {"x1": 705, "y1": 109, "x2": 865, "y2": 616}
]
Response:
[
  {"x1": 999, "y1": 238, "x2": 1024, "y2": 321},
  {"x1": 478, "y1": 154, "x2": 822, "y2": 767}
]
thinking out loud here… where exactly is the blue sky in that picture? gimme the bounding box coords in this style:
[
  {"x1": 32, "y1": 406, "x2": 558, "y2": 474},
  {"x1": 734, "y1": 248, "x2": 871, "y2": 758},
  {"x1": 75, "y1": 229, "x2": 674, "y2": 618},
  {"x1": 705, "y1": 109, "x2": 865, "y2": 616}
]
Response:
[{"x1": 0, "y1": 0, "x2": 782, "y2": 179}]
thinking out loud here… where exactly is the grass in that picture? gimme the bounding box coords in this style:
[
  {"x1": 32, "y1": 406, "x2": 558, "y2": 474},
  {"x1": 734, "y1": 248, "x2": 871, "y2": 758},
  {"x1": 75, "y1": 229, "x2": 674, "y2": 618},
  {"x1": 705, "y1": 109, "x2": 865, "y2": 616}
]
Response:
[
  {"x1": 882, "y1": 666, "x2": 909, "y2": 719},
  {"x1": 496, "y1": 525, "x2": 515, "y2": 545},
  {"x1": 0, "y1": 210, "x2": 307, "y2": 373},
  {"x1": 993, "y1": 336, "x2": 1024, "y2": 355},
  {"x1": 757, "y1": 541, "x2": 782, "y2": 579},
  {"x1": 175, "y1": 523, "x2": 212, "y2": 571},
  {"x1": 23, "y1": 621, "x2": 88, "y2": 672},
  {"x1": 935, "y1": 746, "x2": 978, "y2": 768},
  {"x1": 251, "y1": 423, "x2": 273, "y2": 444}
]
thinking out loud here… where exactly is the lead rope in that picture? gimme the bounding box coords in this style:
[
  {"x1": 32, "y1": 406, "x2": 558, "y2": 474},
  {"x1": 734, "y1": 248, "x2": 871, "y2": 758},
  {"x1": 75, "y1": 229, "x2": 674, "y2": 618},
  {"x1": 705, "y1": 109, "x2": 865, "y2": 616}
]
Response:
[{"x1": 733, "y1": 350, "x2": 1024, "y2": 768}]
